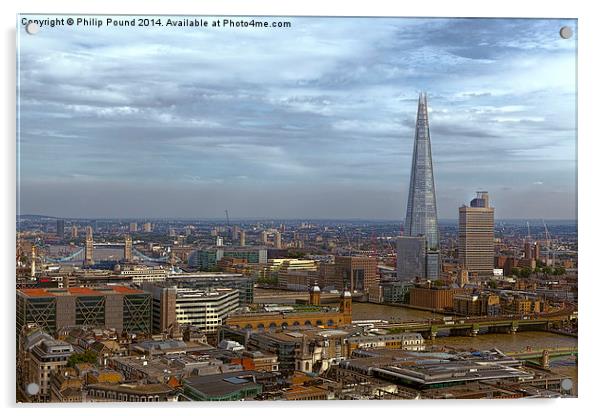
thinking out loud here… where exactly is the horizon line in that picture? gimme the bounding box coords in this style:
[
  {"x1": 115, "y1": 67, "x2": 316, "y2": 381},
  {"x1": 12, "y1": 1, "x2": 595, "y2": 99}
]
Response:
[{"x1": 17, "y1": 214, "x2": 578, "y2": 222}]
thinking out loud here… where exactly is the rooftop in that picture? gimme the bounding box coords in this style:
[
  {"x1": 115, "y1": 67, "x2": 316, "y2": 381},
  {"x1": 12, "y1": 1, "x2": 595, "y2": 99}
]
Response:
[
  {"x1": 184, "y1": 371, "x2": 262, "y2": 398},
  {"x1": 18, "y1": 286, "x2": 145, "y2": 298},
  {"x1": 87, "y1": 382, "x2": 174, "y2": 395}
]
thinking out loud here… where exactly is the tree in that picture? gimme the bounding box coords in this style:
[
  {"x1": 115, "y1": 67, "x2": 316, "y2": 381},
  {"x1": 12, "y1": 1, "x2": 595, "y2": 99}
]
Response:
[
  {"x1": 519, "y1": 267, "x2": 532, "y2": 279},
  {"x1": 553, "y1": 267, "x2": 566, "y2": 276},
  {"x1": 67, "y1": 350, "x2": 98, "y2": 367},
  {"x1": 542, "y1": 266, "x2": 553, "y2": 276},
  {"x1": 511, "y1": 267, "x2": 520, "y2": 277},
  {"x1": 488, "y1": 280, "x2": 498, "y2": 289}
]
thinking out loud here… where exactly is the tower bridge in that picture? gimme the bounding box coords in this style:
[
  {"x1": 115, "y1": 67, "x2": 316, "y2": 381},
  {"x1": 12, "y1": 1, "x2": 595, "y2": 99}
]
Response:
[{"x1": 41, "y1": 234, "x2": 169, "y2": 264}]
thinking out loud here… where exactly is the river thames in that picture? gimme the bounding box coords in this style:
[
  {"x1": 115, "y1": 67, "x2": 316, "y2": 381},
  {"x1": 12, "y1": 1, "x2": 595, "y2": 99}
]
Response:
[
  {"x1": 255, "y1": 291, "x2": 577, "y2": 394},
  {"x1": 352, "y1": 302, "x2": 578, "y2": 394}
]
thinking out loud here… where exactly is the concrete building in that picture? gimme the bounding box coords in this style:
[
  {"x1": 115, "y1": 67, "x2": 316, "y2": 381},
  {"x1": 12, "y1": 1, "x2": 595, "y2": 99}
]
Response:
[
  {"x1": 321, "y1": 256, "x2": 378, "y2": 294},
  {"x1": 274, "y1": 231, "x2": 282, "y2": 249},
  {"x1": 278, "y1": 269, "x2": 319, "y2": 291},
  {"x1": 84, "y1": 226, "x2": 94, "y2": 266},
  {"x1": 123, "y1": 235, "x2": 133, "y2": 262},
  {"x1": 143, "y1": 222, "x2": 152, "y2": 233},
  {"x1": 458, "y1": 191, "x2": 495, "y2": 277},
  {"x1": 173, "y1": 287, "x2": 239, "y2": 334},
  {"x1": 188, "y1": 247, "x2": 268, "y2": 270},
  {"x1": 378, "y1": 281, "x2": 413, "y2": 304},
  {"x1": 26, "y1": 337, "x2": 74, "y2": 402},
  {"x1": 453, "y1": 293, "x2": 501, "y2": 317},
  {"x1": 117, "y1": 265, "x2": 169, "y2": 284},
  {"x1": 129, "y1": 222, "x2": 138, "y2": 232},
  {"x1": 71, "y1": 225, "x2": 78, "y2": 239},
  {"x1": 396, "y1": 236, "x2": 427, "y2": 281},
  {"x1": 260, "y1": 258, "x2": 318, "y2": 289},
  {"x1": 347, "y1": 333, "x2": 425, "y2": 353},
  {"x1": 167, "y1": 273, "x2": 255, "y2": 305},
  {"x1": 85, "y1": 383, "x2": 178, "y2": 402},
  {"x1": 243, "y1": 328, "x2": 352, "y2": 374},
  {"x1": 16, "y1": 286, "x2": 152, "y2": 335},
  {"x1": 144, "y1": 283, "x2": 240, "y2": 334}
]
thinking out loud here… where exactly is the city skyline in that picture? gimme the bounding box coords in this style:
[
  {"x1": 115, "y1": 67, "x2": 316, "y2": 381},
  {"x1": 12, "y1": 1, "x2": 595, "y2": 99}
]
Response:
[{"x1": 17, "y1": 17, "x2": 577, "y2": 220}]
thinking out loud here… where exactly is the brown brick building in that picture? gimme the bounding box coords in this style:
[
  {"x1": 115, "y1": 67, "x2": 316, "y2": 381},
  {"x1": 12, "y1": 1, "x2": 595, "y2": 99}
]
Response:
[
  {"x1": 320, "y1": 256, "x2": 378, "y2": 294},
  {"x1": 408, "y1": 286, "x2": 468, "y2": 311}
]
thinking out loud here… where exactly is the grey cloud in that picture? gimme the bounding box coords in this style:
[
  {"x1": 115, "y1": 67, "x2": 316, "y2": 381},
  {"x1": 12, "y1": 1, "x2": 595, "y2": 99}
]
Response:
[{"x1": 17, "y1": 16, "x2": 577, "y2": 219}]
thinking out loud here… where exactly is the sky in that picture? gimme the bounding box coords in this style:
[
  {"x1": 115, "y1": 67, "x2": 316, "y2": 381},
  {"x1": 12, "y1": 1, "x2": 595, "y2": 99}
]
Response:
[{"x1": 17, "y1": 16, "x2": 577, "y2": 220}]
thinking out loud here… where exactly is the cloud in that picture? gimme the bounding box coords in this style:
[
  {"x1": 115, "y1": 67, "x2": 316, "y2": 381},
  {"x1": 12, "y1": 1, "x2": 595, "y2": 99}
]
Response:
[{"x1": 17, "y1": 16, "x2": 577, "y2": 219}]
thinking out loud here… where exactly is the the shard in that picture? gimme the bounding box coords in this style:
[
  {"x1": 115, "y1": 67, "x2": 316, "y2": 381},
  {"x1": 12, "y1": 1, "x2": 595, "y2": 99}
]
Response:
[{"x1": 403, "y1": 92, "x2": 440, "y2": 279}]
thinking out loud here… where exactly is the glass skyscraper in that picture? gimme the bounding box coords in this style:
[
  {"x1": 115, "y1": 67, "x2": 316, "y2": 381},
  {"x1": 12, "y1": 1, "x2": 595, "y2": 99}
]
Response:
[{"x1": 404, "y1": 92, "x2": 440, "y2": 279}]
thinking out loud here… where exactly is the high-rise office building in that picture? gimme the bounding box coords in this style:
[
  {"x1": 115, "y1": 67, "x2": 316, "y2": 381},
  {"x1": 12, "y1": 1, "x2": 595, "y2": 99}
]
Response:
[
  {"x1": 70, "y1": 225, "x2": 78, "y2": 239},
  {"x1": 396, "y1": 236, "x2": 427, "y2": 281},
  {"x1": 143, "y1": 222, "x2": 152, "y2": 233},
  {"x1": 56, "y1": 219, "x2": 65, "y2": 239},
  {"x1": 239, "y1": 230, "x2": 246, "y2": 247},
  {"x1": 458, "y1": 191, "x2": 495, "y2": 277},
  {"x1": 404, "y1": 92, "x2": 440, "y2": 279},
  {"x1": 129, "y1": 222, "x2": 138, "y2": 232}
]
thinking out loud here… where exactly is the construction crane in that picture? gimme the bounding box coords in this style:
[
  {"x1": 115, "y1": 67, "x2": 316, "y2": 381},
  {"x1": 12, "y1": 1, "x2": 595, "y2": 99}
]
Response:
[{"x1": 542, "y1": 219, "x2": 556, "y2": 266}]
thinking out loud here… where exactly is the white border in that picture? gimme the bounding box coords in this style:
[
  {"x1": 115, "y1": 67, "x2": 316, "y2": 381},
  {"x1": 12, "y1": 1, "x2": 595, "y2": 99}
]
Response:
[{"x1": 3, "y1": 1, "x2": 600, "y2": 416}]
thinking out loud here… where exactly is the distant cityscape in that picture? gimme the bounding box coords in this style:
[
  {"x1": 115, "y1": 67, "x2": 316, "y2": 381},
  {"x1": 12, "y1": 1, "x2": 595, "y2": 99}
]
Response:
[{"x1": 16, "y1": 93, "x2": 577, "y2": 402}]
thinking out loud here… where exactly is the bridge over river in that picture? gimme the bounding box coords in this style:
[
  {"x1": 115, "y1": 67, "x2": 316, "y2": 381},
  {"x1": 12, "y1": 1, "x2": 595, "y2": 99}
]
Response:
[{"x1": 374, "y1": 308, "x2": 577, "y2": 339}]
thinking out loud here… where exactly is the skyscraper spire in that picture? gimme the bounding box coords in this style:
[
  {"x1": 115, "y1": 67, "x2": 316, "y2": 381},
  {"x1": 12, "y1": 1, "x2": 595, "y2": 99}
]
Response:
[
  {"x1": 403, "y1": 92, "x2": 440, "y2": 279},
  {"x1": 405, "y1": 92, "x2": 439, "y2": 250}
]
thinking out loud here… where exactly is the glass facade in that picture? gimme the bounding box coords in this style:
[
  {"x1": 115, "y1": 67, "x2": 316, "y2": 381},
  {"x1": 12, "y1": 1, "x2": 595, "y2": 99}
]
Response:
[
  {"x1": 396, "y1": 236, "x2": 426, "y2": 281},
  {"x1": 405, "y1": 92, "x2": 440, "y2": 251},
  {"x1": 404, "y1": 93, "x2": 440, "y2": 278},
  {"x1": 425, "y1": 251, "x2": 441, "y2": 280}
]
